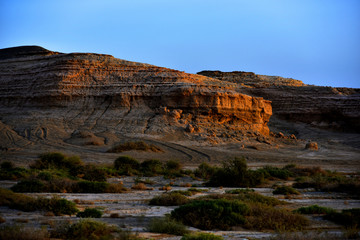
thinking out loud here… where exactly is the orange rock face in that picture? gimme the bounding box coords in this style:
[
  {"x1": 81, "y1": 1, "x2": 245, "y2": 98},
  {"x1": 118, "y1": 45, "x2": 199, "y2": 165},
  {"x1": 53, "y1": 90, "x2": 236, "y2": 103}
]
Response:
[{"x1": 0, "y1": 46, "x2": 272, "y2": 147}]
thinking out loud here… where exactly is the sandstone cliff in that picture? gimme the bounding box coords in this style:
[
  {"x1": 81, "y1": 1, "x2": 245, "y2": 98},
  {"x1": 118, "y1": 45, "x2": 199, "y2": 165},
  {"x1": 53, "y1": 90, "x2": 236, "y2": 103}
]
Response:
[
  {"x1": 0, "y1": 46, "x2": 272, "y2": 150},
  {"x1": 198, "y1": 71, "x2": 360, "y2": 132}
]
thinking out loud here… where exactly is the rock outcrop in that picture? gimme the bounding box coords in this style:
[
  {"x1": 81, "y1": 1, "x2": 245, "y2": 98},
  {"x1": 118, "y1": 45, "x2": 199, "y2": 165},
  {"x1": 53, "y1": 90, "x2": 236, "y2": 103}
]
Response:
[
  {"x1": 198, "y1": 71, "x2": 360, "y2": 132},
  {"x1": 0, "y1": 46, "x2": 272, "y2": 149}
]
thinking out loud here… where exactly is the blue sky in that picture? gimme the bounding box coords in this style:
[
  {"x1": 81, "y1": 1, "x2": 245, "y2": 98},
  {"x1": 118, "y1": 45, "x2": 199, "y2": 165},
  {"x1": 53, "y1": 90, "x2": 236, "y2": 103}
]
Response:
[{"x1": 1, "y1": 0, "x2": 359, "y2": 88}]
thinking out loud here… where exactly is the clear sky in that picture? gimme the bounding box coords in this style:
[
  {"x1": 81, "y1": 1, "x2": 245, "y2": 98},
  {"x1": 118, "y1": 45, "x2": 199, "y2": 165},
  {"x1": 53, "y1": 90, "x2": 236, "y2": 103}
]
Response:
[{"x1": 1, "y1": 0, "x2": 359, "y2": 88}]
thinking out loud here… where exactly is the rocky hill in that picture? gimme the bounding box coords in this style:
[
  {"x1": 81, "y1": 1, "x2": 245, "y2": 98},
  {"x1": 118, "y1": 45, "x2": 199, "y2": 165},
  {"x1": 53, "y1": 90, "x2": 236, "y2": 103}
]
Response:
[
  {"x1": 0, "y1": 46, "x2": 271, "y2": 151},
  {"x1": 198, "y1": 71, "x2": 360, "y2": 132}
]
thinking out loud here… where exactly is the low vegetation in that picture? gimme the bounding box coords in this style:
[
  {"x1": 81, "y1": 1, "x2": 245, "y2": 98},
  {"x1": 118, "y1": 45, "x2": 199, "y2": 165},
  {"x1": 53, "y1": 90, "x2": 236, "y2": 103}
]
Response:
[
  {"x1": 325, "y1": 208, "x2": 360, "y2": 228},
  {"x1": 295, "y1": 205, "x2": 335, "y2": 215},
  {"x1": 107, "y1": 141, "x2": 162, "y2": 153},
  {"x1": 147, "y1": 216, "x2": 190, "y2": 236},
  {"x1": 0, "y1": 225, "x2": 50, "y2": 240},
  {"x1": 181, "y1": 232, "x2": 224, "y2": 240},
  {"x1": 76, "y1": 208, "x2": 103, "y2": 218},
  {"x1": 0, "y1": 188, "x2": 78, "y2": 215},
  {"x1": 0, "y1": 161, "x2": 31, "y2": 180},
  {"x1": 149, "y1": 192, "x2": 189, "y2": 206},
  {"x1": 273, "y1": 186, "x2": 300, "y2": 195}
]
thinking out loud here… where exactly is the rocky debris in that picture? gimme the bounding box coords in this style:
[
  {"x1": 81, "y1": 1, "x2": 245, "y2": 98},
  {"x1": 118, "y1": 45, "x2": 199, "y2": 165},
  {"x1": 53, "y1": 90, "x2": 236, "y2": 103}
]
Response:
[
  {"x1": 197, "y1": 71, "x2": 360, "y2": 133},
  {"x1": 305, "y1": 142, "x2": 319, "y2": 151},
  {"x1": 0, "y1": 46, "x2": 272, "y2": 152}
]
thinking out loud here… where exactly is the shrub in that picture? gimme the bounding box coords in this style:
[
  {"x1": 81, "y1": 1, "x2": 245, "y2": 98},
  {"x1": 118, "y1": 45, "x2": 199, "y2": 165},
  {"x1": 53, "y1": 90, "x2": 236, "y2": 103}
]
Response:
[
  {"x1": 166, "y1": 160, "x2": 182, "y2": 171},
  {"x1": 225, "y1": 189, "x2": 255, "y2": 194},
  {"x1": 76, "y1": 181, "x2": 109, "y2": 193},
  {"x1": 149, "y1": 192, "x2": 189, "y2": 206},
  {"x1": 30, "y1": 152, "x2": 66, "y2": 169},
  {"x1": 140, "y1": 159, "x2": 163, "y2": 176},
  {"x1": 82, "y1": 165, "x2": 107, "y2": 182},
  {"x1": 106, "y1": 183, "x2": 128, "y2": 193},
  {"x1": 1, "y1": 161, "x2": 14, "y2": 169},
  {"x1": 114, "y1": 156, "x2": 140, "y2": 175},
  {"x1": 77, "y1": 208, "x2": 103, "y2": 218},
  {"x1": 0, "y1": 225, "x2": 50, "y2": 240},
  {"x1": 244, "y1": 203, "x2": 309, "y2": 231},
  {"x1": 260, "y1": 166, "x2": 292, "y2": 180},
  {"x1": 108, "y1": 141, "x2": 162, "y2": 153},
  {"x1": 206, "y1": 158, "x2": 264, "y2": 187},
  {"x1": 273, "y1": 186, "x2": 300, "y2": 195},
  {"x1": 171, "y1": 188, "x2": 206, "y2": 196},
  {"x1": 131, "y1": 183, "x2": 149, "y2": 190},
  {"x1": 147, "y1": 216, "x2": 190, "y2": 236},
  {"x1": 65, "y1": 219, "x2": 116, "y2": 240},
  {"x1": 0, "y1": 188, "x2": 78, "y2": 215},
  {"x1": 171, "y1": 199, "x2": 249, "y2": 230},
  {"x1": 295, "y1": 205, "x2": 335, "y2": 215},
  {"x1": 181, "y1": 232, "x2": 224, "y2": 240},
  {"x1": 0, "y1": 166, "x2": 30, "y2": 180},
  {"x1": 11, "y1": 179, "x2": 45, "y2": 193},
  {"x1": 194, "y1": 162, "x2": 217, "y2": 180},
  {"x1": 325, "y1": 208, "x2": 360, "y2": 228}
]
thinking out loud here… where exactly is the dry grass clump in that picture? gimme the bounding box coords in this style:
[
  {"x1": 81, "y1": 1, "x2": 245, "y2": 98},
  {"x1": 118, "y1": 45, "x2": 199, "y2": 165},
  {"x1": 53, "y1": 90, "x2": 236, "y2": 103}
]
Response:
[
  {"x1": 107, "y1": 141, "x2": 163, "y2": 153},
  {"x1": 149, "y1": 192, "x2": 189, "y2": 206},
  {"x1": 131, "y1": 183, "x2": 152, "y2": 190}
]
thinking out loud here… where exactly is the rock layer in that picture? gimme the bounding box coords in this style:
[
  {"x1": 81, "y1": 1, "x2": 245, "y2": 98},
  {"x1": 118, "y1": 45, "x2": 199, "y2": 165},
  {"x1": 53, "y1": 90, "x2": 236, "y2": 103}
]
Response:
[
  {"x1": 198, "y1": 71, "x2": 360, "y2": 132},
  {"x1": 0, "y1": 46, "x2": 272, "y2": 149}
]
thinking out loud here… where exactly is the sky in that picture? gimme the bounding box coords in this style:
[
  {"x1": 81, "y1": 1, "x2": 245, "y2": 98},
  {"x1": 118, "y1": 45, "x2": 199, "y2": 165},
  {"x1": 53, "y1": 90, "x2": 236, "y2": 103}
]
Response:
[{"x1": 1, "y1": 0, "x2": 360, "y2": 88}]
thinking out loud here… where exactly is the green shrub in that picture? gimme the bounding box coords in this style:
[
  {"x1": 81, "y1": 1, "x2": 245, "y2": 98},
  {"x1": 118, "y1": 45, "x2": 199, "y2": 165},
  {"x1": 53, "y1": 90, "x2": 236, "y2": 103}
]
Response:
[
  {"x1": 82, "y1": 165, "x2": 107, "y2": 182},
  {"x1": 166, "y1": 160, "x2": 182, "y2": 171},
  {"x1": 65, "y1": 219, "x2": 116, "y2": 240},
  {"x1": 1, "y1": 161, "x2": 14, "y2": 169},
  {"x1": 149, "y1": 192, "x2": 189, "y2": 206},
  {"x1": 11, "y1": 179, "x2": 45, "y2": 193},
  {"x1": 206, "y1": 158, "x2": 264, "y2": 187},
  {"x1": 147, "y1": 216, "x2": 189, "y2": 236},
  {"x1": 30, "y1": 153, "x2": 84, "y2": 175},
  {"x1": 0, "y1": 167, "x2": 30, "y2": 180},
  {"x1": 77, "y1": 208, "x2": 103, "y2": 218},
  {"x1": 325, "y1": 208, "x2": 360, "y2": 228},
  {"x1": 108, "y1": 141, "x2": 162, "y2": 153},
  {"x1": 114, "y1": 156, "x2": 140, "y2": 175},
  {"x1": 76, "y1": 181, "x2": 109, "y2": 193},
  {"x1": 140, "y1": 159, "x2": 163, "y2": 176},
  {"x1": 226, "y1": 188, "x2": 255, "y2": 194},
  {"x1": 0, "y1": 225, "x2": 50, "y2": 240},
  {"x1": 0, "y1": 188, "x2": 78, "y2": 215},
  {"x1": 260, "y1": 166, "x2": 292, "y2": 180},
  {"x1": 181, "y1": 232, "x2": 224, "y2": 240},
  {"x1": 171, "y1": 199, "x2": 249, "y2": 230},
  {"x1": 295, "y1": 205, "x2": 335, "y2": 215},
  {"x1": 194, "y1": 162, "x2": 217, "y2": 180},
  {"x1": 273, "y1": 186, "x2": 300, "y2": 195}
]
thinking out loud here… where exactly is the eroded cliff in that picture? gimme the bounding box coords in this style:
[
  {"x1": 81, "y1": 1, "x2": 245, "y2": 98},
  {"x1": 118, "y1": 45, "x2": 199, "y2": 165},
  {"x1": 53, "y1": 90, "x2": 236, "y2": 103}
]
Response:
[
  {"x1": 0, "y1": 46, "x2": 272, "y2": 150},
  {"x1": 198, "y1": 71, "x2": 360, "y2": 132}
]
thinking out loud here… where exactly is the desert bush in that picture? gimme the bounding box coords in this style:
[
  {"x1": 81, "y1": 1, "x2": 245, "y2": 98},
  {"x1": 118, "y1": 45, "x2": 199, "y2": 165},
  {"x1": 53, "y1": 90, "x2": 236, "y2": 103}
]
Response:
[
  {"x1": 147, "y1": 216, "x2": 190, "y2": 236},
  {"x1": 64, "y1": 219, "x2": 117, "y2": 240},
  {"x1": 82, "y1": 165, "x2": 107, "y2": 182},
  {"x1": 194, "y1": 162, "x2": 217, "y2": 180},
  {"x1": 140, "y1": 159, "x2": 163, "y2": 176},
  {"x1": 76, "y1": 181, "x2": 109, "y2": 193},
  {"x1": 108, "y1": 141, "x2": 162, "y2": 153},
  {"x1": 171, "y1": 199, "x2": 249, "y2": 230},
  {"x1": 0, "y1": 225, "x2": 50, "y2": 240},
  {"x1": 225, "y1": 188, "x2": 255, "y2": 194},
  {"x1": 325, "y1": 208, "x2": 360, "y2": 228},
  {"x1": 1, "y1": 161, "x2": 14, "y2": 169},
  {"x1": 166, "y1": 160, "x2": 182, "y2": 171},
  {"x1": 114, "y1": 156, "x2": 140, "y2": 175},
  {"x1": 149, "y1": 192, "x2": 189, "y2": 206},
  {"x1": 206, "y1": 158, "x2": 264, "y2": 187},
  {"x1": 244, "y1": 203, "x2": 309, "y2": 231},
  {"x1": 273, "y1": 186, "x2": 300, "y2": 195},
  {"x1": 259, "y1": 166, "x2": 293, "y2": 180},
  {"x1": 0, "y1": 166, "x2": 30, "y2": 180},
  {"x1": 196, "y1": 192, "x2": 284, "y2": 207},
  {"x1": 77, "y1": 208, "x2": 103, "y2": 218},
  {"x1": 171, "y1": 188, "x2": 206, "y2": 196},
  {"x1": 131, "y1": 183, "x2": 149, "y2": 190},
  {"x1": 11, "y1": 179, "x2": 45, "y2": 192},
  {"x1": 0, "y1": 188, "x2": 78, "y2": 215},
  {"x1": 181, "y1": 232, "x2": 223, "y2": 240},
  {"x1": 295, "y1": 205, "x2": 335, "y2": 215},
  {"x1": 106, "y1": 183, "x2": 128, "y2": 193}
]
